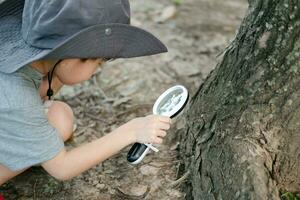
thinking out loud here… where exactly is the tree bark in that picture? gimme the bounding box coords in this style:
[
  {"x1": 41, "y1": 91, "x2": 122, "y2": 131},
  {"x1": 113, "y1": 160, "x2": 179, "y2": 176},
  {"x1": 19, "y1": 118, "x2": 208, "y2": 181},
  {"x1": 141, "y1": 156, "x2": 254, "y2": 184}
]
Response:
[{"x1": 179, "y1": 0, "x2": 300, "y2": 199}]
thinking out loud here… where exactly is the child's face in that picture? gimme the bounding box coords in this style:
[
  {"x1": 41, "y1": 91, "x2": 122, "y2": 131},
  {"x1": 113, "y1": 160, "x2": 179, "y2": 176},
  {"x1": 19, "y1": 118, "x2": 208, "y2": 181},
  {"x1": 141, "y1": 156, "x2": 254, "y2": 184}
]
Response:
[{"x1": 55, "y1": 58, "x2": 105, "y2": 85}]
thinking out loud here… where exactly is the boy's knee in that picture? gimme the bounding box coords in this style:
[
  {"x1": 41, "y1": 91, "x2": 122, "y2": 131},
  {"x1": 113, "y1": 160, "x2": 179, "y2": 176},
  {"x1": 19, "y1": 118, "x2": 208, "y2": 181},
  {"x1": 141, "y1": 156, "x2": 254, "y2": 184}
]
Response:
[
  {"x1": 45, "y1": 100, "x2": 74, "y2": 141},
  {"x1": 47, "y1": 101, "x2": 73, "y2": 119}
]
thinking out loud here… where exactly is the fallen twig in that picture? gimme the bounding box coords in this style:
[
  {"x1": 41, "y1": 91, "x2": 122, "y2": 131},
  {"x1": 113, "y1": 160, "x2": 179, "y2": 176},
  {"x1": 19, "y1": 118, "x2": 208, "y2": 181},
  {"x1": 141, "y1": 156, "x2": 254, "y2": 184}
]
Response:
[
  {"x1": 33, "y1": 179, "x2": 38, "y2": 200},
  {"x1": 168, "y1": 171, "x2": 190, "y2": 188},
  {"x1": 85, "y1": 112, "x2": 110, "y2": 124}
]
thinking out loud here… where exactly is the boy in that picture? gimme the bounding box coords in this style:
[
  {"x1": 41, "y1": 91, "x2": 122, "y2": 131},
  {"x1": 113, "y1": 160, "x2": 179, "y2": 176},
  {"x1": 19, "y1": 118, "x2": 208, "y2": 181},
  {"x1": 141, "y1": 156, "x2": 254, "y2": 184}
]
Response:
[{"x1": 0, "y1": 0, "x2": 171, "y2": 191}]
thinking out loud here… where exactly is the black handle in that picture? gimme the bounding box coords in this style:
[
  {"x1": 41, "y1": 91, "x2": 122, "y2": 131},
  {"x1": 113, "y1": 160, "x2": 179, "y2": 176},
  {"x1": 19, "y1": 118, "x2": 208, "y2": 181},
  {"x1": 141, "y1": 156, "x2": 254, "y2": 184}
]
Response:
[{"x1": 127, "y1": 143, "x2": 148, "y2": 163}]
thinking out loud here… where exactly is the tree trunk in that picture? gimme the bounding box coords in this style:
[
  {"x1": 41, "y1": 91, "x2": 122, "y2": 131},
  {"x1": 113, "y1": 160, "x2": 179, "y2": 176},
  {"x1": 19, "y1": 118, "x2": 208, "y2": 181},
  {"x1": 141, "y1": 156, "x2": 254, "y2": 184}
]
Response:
[{"x1": 179, "y1": 0, "x2": 300, "y2": 199}]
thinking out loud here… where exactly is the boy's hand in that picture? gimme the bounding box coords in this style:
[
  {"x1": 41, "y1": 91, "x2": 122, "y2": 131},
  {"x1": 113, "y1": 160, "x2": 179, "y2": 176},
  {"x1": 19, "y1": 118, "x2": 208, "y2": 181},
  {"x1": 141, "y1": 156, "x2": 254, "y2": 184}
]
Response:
[{"x1": 122, "y1": 114, "x2": 172, "y2": 144}]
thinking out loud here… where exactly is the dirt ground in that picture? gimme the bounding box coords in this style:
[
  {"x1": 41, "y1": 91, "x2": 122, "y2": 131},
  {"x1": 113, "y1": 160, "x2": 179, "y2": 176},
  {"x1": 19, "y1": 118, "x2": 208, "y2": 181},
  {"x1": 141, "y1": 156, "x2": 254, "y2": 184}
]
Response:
[{"x1": 1, "y1": 0, "x2": 247, "y2": 199}]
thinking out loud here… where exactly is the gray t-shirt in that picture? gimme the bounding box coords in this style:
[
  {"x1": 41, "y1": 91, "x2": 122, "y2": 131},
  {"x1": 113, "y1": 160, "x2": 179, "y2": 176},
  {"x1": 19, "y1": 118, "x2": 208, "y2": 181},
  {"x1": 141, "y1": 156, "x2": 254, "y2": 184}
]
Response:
[{"x1": 0, "y1": 65, "x2": 64, "y2": 171}]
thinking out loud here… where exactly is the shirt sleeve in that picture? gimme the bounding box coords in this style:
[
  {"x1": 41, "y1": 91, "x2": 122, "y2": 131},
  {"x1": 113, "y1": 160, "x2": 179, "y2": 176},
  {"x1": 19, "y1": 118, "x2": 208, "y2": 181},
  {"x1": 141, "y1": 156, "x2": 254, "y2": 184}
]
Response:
[{"x1": 0, "y1": 104, "x2": 64, "y2": 171}]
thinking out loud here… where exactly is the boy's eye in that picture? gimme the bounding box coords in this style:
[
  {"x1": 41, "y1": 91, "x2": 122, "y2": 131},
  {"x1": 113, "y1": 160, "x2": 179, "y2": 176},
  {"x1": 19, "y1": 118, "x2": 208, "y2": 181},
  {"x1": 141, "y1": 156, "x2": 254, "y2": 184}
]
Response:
[{"x1": 80, "y1": 59, "x2": 88, "y2": 62}]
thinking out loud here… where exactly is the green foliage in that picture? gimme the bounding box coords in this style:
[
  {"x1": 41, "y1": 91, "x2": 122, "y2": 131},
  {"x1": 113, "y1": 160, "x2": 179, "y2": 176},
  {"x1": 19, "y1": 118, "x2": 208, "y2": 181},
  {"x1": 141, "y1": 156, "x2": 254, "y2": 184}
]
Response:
[
  {"x1": 171, "y1": 0, "x2": 183, "y2": 6},
  {"x1": 281, "y1": 192, "x2": 300, "y2": 200}
]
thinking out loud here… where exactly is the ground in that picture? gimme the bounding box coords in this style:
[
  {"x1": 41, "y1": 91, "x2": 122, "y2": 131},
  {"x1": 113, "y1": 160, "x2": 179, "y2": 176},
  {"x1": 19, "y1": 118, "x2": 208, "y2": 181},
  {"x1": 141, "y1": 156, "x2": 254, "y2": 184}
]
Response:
[{"x1": 0, "y1": 0, "x2": 247, "y2": 199}]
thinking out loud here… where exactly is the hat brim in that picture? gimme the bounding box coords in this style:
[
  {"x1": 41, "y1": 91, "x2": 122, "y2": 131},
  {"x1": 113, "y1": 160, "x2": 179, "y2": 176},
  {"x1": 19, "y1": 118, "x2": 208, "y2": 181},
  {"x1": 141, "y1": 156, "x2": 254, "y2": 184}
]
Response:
[{"x1": 0, "y1": 0, "x2": 168, "y2": 73}]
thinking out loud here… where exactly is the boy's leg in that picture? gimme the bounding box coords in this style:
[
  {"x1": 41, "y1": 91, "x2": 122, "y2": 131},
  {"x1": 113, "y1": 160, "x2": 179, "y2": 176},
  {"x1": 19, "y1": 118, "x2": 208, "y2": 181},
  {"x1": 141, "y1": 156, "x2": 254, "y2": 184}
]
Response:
[
  {"x1": 0, "y1": 101, "x2": 74, "y2": 185},
  {"x1": 0, "y1": 164, "x2": 26, "y2": 186},
  {"x1": 45, "y1": 100, "x2": 75, "y2": 142}
]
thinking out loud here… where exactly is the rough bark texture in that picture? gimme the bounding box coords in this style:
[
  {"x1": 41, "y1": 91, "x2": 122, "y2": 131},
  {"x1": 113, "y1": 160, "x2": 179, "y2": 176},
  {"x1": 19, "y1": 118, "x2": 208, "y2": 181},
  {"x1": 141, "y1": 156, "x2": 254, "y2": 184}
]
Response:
[{"x1": 179, "y1": 0, "x2": 300, "y2": 199}]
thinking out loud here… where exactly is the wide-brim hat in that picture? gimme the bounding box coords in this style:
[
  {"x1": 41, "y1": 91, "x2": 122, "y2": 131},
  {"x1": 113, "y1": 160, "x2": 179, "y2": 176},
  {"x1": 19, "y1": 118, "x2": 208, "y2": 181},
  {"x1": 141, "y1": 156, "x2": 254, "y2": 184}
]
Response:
[{"x1": 0, "y1": 0, "x2": 168, "y2": 73}]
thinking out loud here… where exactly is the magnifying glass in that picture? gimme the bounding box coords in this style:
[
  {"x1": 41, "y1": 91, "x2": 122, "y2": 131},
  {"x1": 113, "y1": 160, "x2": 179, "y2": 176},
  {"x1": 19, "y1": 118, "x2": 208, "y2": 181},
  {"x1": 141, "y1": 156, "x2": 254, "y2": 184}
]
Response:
[{"x1": 127, "y1": 85, "x2": 189, "y2": 164}]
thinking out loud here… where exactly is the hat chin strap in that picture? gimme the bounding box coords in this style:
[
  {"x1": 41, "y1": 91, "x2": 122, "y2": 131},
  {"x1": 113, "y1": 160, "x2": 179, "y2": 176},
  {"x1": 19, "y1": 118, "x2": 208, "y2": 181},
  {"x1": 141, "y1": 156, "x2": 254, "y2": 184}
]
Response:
[{"x1": 47, "y1": 60, "x2": 62, "y2": 100}]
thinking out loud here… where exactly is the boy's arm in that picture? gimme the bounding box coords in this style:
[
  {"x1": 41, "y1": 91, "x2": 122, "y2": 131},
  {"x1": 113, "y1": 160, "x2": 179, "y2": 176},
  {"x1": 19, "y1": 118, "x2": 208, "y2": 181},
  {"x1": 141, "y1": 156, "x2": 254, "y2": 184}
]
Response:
[{"x1": 41, "y1": 125, "x2": 135, "y2": 180}]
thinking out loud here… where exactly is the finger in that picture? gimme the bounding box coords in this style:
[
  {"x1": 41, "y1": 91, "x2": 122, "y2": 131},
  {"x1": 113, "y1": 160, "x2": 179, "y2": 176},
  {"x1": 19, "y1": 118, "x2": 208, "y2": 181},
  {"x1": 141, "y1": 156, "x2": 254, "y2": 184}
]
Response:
[
  {"x1": 156, "y1": 130, "x2": 167, "y2": 138},
  {"x1": 158, "y1": 116, "x2": 171, "y2": 123},
  {"x1": 154, "y1": 137, "x2": 163, "y2": 144},
  {"x1": 159, "y1": 120, "x2": 172, "y2": 126},
  {"x1": 158, "y1": 123, "x2": 170, "y2": 130}
]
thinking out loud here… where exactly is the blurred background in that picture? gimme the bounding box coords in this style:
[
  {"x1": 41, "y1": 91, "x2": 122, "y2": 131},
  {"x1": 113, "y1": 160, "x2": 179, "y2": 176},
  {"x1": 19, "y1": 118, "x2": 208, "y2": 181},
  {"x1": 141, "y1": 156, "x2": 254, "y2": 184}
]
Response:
[{"x1": 1, "y1": 0, "x2": 248, "y2": 199}]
